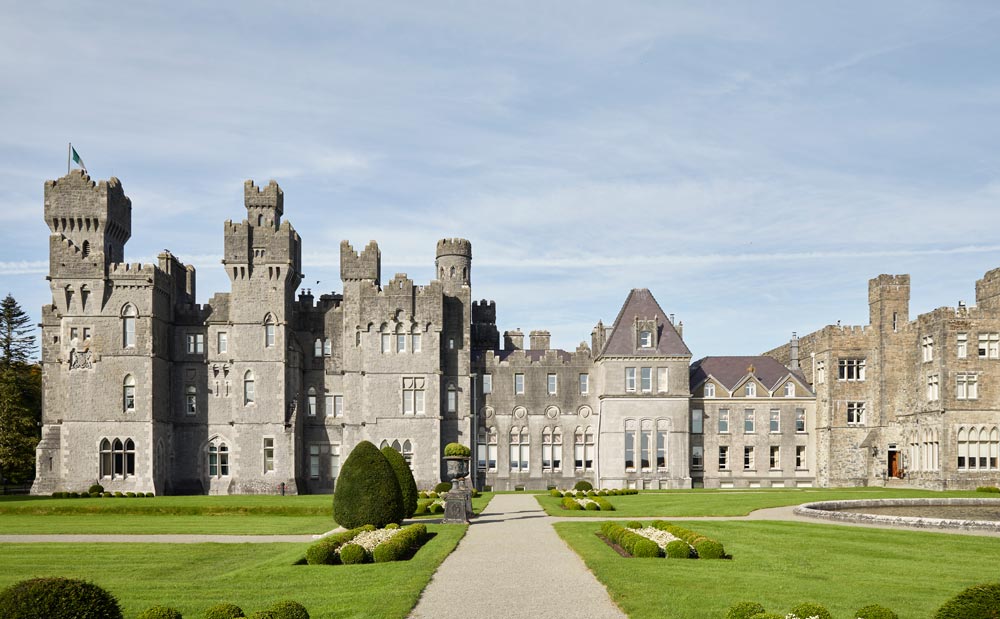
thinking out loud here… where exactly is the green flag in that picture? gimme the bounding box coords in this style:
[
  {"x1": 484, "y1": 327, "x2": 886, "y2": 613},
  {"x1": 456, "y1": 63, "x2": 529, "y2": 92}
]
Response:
[{"x1": 71, "y1": 146, "x2": 87, "y2": 173}]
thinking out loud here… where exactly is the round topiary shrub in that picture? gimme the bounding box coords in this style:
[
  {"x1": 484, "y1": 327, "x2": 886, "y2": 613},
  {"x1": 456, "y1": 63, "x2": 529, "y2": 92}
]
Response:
[
  {"x1": 333, "y1": 440, "x2": 404, "y2": 529},
  {"x1": 0, "y1": 577, "x2": 123, "y2": 619},
  {"x1": 631, "y1": 537, "x2": 661, "y2": 558},
  {"x1": 381, "y1": 445, "x2": 418, "y2": 518},
  {"x1": 137, "y1": 605, "x2": 183, "y2": 619},
  {"x1": 549, "y1": 488, "x2": 561, "y2": 497},
  {"x1": 385, "y1": 522, "x2": 399, "y2": 530},
  {"x1": 573, "y1": 480, "x2": 593, "y2": 491},
  {"x1": 89, "y1": 492, "x2": 101, "y2": 498},
  {"x1": 726, "y1": 601, "x2": 766, "y2": 619},
  {"x1": 855, "y1": 604, "x2": 899, "y2": 619},
  {"x1": 102, "y1": 492, "x2": 113, "y2": 498},
  {"x1": 584, "y1": 502, "x2": 600, "y2": 511},
  {"x1": 265, "y1": 600, "x2": 309, "y2": 619},
  {"x1": 443, "y1": 442, "x2": 471, "y2": 458},
  {"x1": 339, "y1": 543, "x2": 367, "y2": 565},
  {"x1": 430, "y1": 503, "x2": 444, "y2": 514},
  {"x1": 434, "y1": 482, "x2": 452, "y2": 493},
  {"x1": 935, "y1": 582, "x2": 1000, "y2": 619},
  {"x1": 665, "y1": 540, "x2": 690, "y2": 558},
  {"x1": 145, "y1": 492, "x2": 155, "y2": 497},
  {"x1": 625, "y1": 521, "x2": 642, "y2": 529},
  {"x1": 788, "y1": 602, "x2": 832, "y2": 619},
  {"x1": 695, "y1": 539, "x2": 726, "y2": 560},
  {"x1": 204, "y1": 603, "x2": 245, "y2": 619},
  {"x1": 88, "y1": 484, "x2": 104, "y2": 494}
]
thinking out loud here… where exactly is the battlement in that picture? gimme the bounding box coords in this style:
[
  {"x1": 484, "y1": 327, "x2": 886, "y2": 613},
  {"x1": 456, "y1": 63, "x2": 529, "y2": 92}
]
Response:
[
  {"x1": 869, "y1": 273, "x2": 910, "y2": 292},
  {"x1": 436, "y1": 238, "x2": 472, "y2": 258},
  {"x1": 108, "y1": 262, "x2": 159, "y2": 276},
  {"x1": 472, "y1": 299, "x2": 496, "y2": 323},
  {"x1": 244, "y1": 180, "x2": 283, "y2": 212},
  {"x1": 480, "y1": 347, "x2": 587, "y2": 368},
  {"x1": 341, "y1": 240, "x2": 381, "y2": 284},
  {"x1": 976, "y1": 267, "x2": 1000, "y2": 310}
]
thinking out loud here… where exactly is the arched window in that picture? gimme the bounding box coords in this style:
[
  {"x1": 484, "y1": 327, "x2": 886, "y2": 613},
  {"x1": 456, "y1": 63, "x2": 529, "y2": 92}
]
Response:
[
  {"x1": 958, "y1": 427, "x2": 968, "y2": 469},
  {"x1": 307, "y1": 387, "x2": 317, "y2": 416},
  {"x1": 477, "y1": 426, "x2": 488, "y2": 471},
  {"x1": 82, "y1": 240, "x2": 90, "y2": 257},
  {"x1": 124, "y1": 439, "x2": 135, "y2": 476},
  {"x1": 263, "y1": 315, "x2": 275, "y2": 348},
  {"x1": 208, "y1": 440, "x2": 229, "y2": 477},
  {"x1": 123, "y1": 375, "x2": 136, "y2": 412},
  {"x1": 623, "y1": 420, "x2": 635, "y2": 471},
  {"x1": 258, "y1": 214, "x2": 264, "y2": 227},
  {"x1": 462, "y1": 267, "x2": 467, "y2": 280},
  {"x1": 379, "y1": 440, "x2": 389, "y2": 449},
  {"x1": 656, "y1": 419, "x2": 669, "y2": 470},
  {"x1": 122, "y1": 304, "x2": 137, "y2": 348},
  {"x1": 100, "y1": 439, "x2": 112, "y2": 478},
  {"x1": 584, "y1": 426, "x2": 595, "y2": 471},
  {"x1": 65, "y1": 285, "x2": 74, "y2": 310},
  {"x1": 185, "y1": 385, "x2": 197, "y2": 415},
  {"x1": 640, "y1": 419, "x2": 653, "y2": 471},
  {"x1": 80, "y1": 285, "x2": 90, "y2": 312},
  {"x1": 324, "y1": 338, "x2": 332, "y2": 356},
  {"x1": 390, "y1": 439, "x2": 401, "y2": 452},
  {"x1": 510, "y1": 427, "x2": 529, "y2": 472},
  {"x1": 243, "y1": 370, "x2": 255, "y2": 405},
  {"x1": 112, "y1": 439, "x2": 124, "y2": 477},
  {"x1": 447, "y1": 384, "x2": 457, "y2": 413},
  {"x1": 314, "y1": 339, "x2": 323, "y2": 357},
  {"x1": 542, "y1": 428, "x2": 553, "y2": 471},
  {"x1": 402, "y1": 440, "x2": 413, "y2": 467},
  {"x1": 411, "y1": 326, "x2": 422, "y2": 353},
  {"x1": 450, "y1": 266, "x2": 456, "y2": 278}
]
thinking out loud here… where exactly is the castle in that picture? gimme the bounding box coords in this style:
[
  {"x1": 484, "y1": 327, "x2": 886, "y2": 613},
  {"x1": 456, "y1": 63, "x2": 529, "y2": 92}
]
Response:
[{"x1": 32, "y1": 171, "x2": 1000, "y2": 494}]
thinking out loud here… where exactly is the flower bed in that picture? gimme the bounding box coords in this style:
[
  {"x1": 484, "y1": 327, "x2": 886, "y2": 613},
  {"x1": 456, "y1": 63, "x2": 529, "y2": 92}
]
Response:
[
  {"x1": 305, "y1": 523, "x2": 429, "y2": 564},
  {"x1": 561, "y1": 496, "x2": 615, "y2": 511},
  {"x1": 598, "y1": 521, "x2": 728, "y2": 559},
  {"x1": 550, "y1": 488, "x2": 638, "y2": 498}
]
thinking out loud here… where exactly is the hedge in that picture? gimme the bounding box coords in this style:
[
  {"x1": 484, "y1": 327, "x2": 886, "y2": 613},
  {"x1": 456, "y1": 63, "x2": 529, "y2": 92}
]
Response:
[
  {"x1": 372, "y1": 523, "x2": 429, "y2": 563},
  {"x1": 305, "y1": 525, "x2": 376, "y2": 565},
  {"x1": 600, "y1": 522, "x2": 661, "y2": 558},
  {"x1": 204, "y1": 603, "x2": 245, "y2": 619},
  {"x1": 650, "y1": 521, "x2": 727, "y2": 559},
  {"x1": 0, "y1": 577, "x2": 123, "y2": 619}
]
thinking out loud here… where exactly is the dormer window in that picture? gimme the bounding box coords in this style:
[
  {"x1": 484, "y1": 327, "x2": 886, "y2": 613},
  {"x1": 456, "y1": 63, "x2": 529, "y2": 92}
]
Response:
[
  {"x1": 639, "y1": 330, "x2": 652, "y2": 348},
  {"x1": 705, "y1": 383, "x2": 716, "y2": 398},
  {"x1": 745, "y1": 382, "x2": 756, "y2": 398}
]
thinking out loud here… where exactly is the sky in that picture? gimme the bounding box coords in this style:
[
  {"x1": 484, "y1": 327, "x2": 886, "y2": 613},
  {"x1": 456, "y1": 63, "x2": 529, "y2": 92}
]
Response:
[{"x1": 2, "y1": 2, "x2": 1000, "y2": 359}]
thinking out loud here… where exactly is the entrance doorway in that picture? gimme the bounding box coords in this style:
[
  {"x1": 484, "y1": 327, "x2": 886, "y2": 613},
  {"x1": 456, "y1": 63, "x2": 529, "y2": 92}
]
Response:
[{"x1": 887, "y1": 448, "x2": 902, "y2": 478}]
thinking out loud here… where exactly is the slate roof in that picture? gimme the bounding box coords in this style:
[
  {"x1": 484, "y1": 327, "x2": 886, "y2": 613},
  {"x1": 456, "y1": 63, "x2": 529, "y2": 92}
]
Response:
[
  {"x1": 689, "y1": 355, "x2": 812, "y2": 394},
  {"x1": 600, "y1": 288, "x2": 691, "y2": 357}
]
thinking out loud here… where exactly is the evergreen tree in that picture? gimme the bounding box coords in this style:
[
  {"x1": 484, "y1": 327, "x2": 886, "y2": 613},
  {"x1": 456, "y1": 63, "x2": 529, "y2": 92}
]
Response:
[
  {"x1": 0, "y1": 294, "x2": 40, "y2": 485},
  {"x1": 333, "y1": 441, "x2": 404, "y2": 528},
  {"x1": 0, "y1": 294, "x2": 34, "y2": 366},
  {"x1": 382, "y1": 444, "x2": 419, "y2": 518}
]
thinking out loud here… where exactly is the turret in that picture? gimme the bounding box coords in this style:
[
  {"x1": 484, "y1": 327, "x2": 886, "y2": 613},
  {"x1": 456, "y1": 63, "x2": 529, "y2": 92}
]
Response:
[
  {"x1": 44, "y1": 170, "x2": 132, "y2": 277},
  {"x1": 435, "y1": 238, "x2": 471, "y2": 292},
  {"x1": 340, "y1": 241, "x2": 381, "y2": 285},
  {"x1": 244, "y1": 179, "x2": 283, "y2": 229},
  {"x1": 868, "y1": 274, "x2": 910, "y2": 332},
  {"x1": 472, "y1": 299, "x2": 499, "y2": 350}
]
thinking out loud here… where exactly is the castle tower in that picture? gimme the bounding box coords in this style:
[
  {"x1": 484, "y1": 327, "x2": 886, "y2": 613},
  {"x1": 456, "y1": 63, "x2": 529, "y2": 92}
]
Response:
[
  {"x1": 435, "y1": 238, "x2": 471, "y2": 293},
  {"x1": 869, "y1": 274, "x2": 910, "y2": 332},
  {"x1": 471, "y1": 300, "x2": 499, "y2": 350}
]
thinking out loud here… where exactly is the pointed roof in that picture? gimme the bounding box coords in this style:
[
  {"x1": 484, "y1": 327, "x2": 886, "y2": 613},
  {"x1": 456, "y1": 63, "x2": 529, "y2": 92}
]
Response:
[
  {"x1": 689, "y1": 356, "x2": 812, "y2": 394},
  {"x1": 599, "y1": 288, "x2": 691, "y2": 357}
]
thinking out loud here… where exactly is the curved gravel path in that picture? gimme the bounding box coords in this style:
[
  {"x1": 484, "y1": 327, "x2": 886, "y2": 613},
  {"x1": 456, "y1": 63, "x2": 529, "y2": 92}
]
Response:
[{"x1": 408, "y1": 493, "x2": 626, "y2": 619}]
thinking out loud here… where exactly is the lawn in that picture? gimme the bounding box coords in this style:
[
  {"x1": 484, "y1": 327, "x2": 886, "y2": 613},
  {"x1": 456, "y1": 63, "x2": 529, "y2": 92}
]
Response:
[
  {"x1": 537, "y1": 487, "x2": 985, "y2": 517},
  {"x1": 554, "y1": 519, "x2": 1000, "y2": 619},
  {"x1": 0, "y1": 524, "x2": 466, "y2": 619},
  {"x1": 0, "y1": 492, "x2": 493, "y2": 534}
]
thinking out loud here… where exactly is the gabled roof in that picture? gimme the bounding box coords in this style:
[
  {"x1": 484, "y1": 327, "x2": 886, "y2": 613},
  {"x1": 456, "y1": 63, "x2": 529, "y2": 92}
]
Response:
[
  {"x1": 690, "y1": 356, "x2": 812, "y2": 394},
  {"x1": 600, "y1": 288, "x2": 691, "y2": 357}
]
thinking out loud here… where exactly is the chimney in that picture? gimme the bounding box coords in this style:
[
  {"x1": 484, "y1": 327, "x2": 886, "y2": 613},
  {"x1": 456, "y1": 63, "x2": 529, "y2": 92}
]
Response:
[
  {"x1": 529, "y1": 330, "x2": 550, "y2": 350},
  {"x1": 790, "y1": 332, "x2": 800, "y2": 370},
  {"x1": 504, "y1": 329, "x2": 524, "y2": 350}
]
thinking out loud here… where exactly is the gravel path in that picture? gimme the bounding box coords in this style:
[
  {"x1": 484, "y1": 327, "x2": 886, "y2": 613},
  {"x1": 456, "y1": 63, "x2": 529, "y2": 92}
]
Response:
[{"x1": 408, "y1": 493, "x2": 626, "y2": 619}]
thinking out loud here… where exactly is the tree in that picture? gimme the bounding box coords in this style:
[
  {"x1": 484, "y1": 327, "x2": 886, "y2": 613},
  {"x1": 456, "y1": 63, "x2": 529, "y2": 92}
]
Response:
[
  {"x1": 0, "y1": 294, "x2": 34, "y2": 367},
  {"x1": 0, "y1": 294, "x2": 40, "y2": 485},
  {"x1": 381, "y1": 445, "x2": 418, "y2": 518},
  {"x1": 333, "y1": 441, "x2": 404, "y2": 528}
]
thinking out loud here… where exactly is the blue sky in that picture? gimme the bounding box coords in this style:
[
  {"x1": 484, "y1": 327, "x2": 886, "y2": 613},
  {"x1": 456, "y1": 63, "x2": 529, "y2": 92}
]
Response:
[{"x1": 2, "y1": 2, "x2": 1000, "y2": 358}]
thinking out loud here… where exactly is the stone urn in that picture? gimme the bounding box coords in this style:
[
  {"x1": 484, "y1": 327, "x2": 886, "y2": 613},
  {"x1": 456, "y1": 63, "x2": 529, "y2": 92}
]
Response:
[{"x1": 444, "y1": 456, "x2": 470, "y2": 483}]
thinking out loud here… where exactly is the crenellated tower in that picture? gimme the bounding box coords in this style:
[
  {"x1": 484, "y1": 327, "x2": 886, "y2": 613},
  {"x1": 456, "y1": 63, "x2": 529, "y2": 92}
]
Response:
[{"x1": 435, "y1": 238, "x2": 471, "y2": 293}]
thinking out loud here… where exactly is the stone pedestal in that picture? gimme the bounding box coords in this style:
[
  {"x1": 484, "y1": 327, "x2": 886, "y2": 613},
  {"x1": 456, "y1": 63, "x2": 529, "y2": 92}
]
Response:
[{"x1": 443, "y1": 485, "x2": 471, "y2": 524}]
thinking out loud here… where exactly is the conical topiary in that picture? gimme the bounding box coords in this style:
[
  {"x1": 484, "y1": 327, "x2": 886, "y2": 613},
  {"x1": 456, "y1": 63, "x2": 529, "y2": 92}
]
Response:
[
  {"x1": 333, "y1": 440, "x2": 404, "y2": 528},
  {"x1": 381, "y1": 445, "x2": 418, "y2": 518}
]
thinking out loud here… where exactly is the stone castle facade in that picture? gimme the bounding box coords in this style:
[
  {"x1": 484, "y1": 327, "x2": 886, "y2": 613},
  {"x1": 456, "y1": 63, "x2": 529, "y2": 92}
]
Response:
[{"x1": 31, "y1": 171, "x2": 999, "y2": 494}]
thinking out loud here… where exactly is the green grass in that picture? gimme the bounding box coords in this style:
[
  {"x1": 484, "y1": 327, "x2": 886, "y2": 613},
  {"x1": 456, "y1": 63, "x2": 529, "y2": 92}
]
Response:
[
  {"x1": 0, "y1": 524, "x2": 467, "y2": 619},
  {"x1": 0, "y1": 493, "x2": 492, "y2": 534},
  {"x1": 555, "y1": 519, "x2": 1000, "y2": 619},
  {"x1": 538, "y1": 487, "x2": 985, "y2": 517}
]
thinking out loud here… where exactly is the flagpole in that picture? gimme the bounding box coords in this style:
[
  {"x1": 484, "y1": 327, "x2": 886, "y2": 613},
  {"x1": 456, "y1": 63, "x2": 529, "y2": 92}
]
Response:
[{"x1": 67, "y1": 143, "x2": 71, "y2": 175}]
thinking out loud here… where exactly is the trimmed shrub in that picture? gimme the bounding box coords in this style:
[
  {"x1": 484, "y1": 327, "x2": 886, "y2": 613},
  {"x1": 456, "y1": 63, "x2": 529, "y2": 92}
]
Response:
[
  {"x1": 305, "y1": 525, "x2": 376, "y2": 565},
  {"x1": 204, "y1": 603, "x2": 245, "y2": 619},
  {"x1": 382, "y1": 445, "x2": 419, "y2": 518},
  {"x1": 69, "y1": 492, "x2": 80, "y2": 498},
  {"x1": 145, "y1": 492, "x2": 155, "y2": 497},
  {"x1": 443, "y1": 442, "x2": 471, "y2": 457},
  {"x1": 976, "y1": 486, "x2": 1000, "y2": 493},
  {"x1": 584, "y1": 502, "x2": 600, "y2": 511},
  {"x1": 631, "y1": 537, "x2": 660, "y2": 558},
  {"x1": 413, "y1": 503, "x2": 428, "y2": 516},
  {"x1": 102, "y1": 492, "x2": 113, "y2": 498},
  {"x1": 0, "y1": 577, "x2": 123, "y2": 619},
  {"x1": 665, "y1": 540, "x2": 690, "y2": 558},
  {"x1": 126, "y1": 492, "x2": 137, "y2": 498},
  {"x1": 265, "y1": 600, "x2": 309, "y2": 619},
  {"x1": 339, "y1": 543, "x2": 367, "y2": 565},
  {"x1": 594, "y1": 497, "x2": 615, "y2": 511},
  {"x1": 333, "y1": 440, "x2": 404, "y2": 529},
  {"x1": 372, "y1": 523, "x2": 428, "y2": 562},
  {"x1": 385, "y1": 522, "x2": 399, "y2": 530},
  {"x1": 137, "y1": 605, "x2": 183, "y2": 619},
  {"x1": 788, "y1": 602, "x2": 832, "y2": 619},
  {"x1": 89, "y1": 492, "x2": 101, "y2": 498},
  {"x1": 573, "y1": 480, "x2": 593, "y2": 491},
  {"x1": 626, "y1": 521, "x2": 642, "y2": 529},
  {"x1": 88, "y1": 484, "x2": 104, "y2": 494},
  {"x1": 726, "y1": 601, "x2": 766, "y2": 619},
  {"x1": 855, "y1": 604, "x2": 899, "y2": 619},
  {"x1": 587, "y1": 490, "x2": 597, "y2": 497},
  {"x1": 695, "y1": 539, "x2": 726, "y2": 560},
  {"x1": 114, "y1": 491, "x2": 124, "y2": 497},
  {"x1": 598, "y1": 490, "x2": 608, "y2": 496},
  {"x1": 434, "y1": 482, "x2": 452, "y2": 493},
  {"x1": 935, "y1": 582, "x2": 1000, "y2": 619},
  {"x1": 575, "y1": 491, "x2": 587, "y2": 498},
  {"x1": 561, "y1": 497, "x2": 582, "y2": 510},
  {"x1": 549, "y1": 489, "x2": 562, "y2": 497},
  {"x1": 430, "y1": 503, "x2": 444, "y2": 514},
  {"x1": 470, "y1": 487, "x2": 480, "y2": 498},
  {"x1": 428, "y1": 491, "x2": 439, "y2": 499}
]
